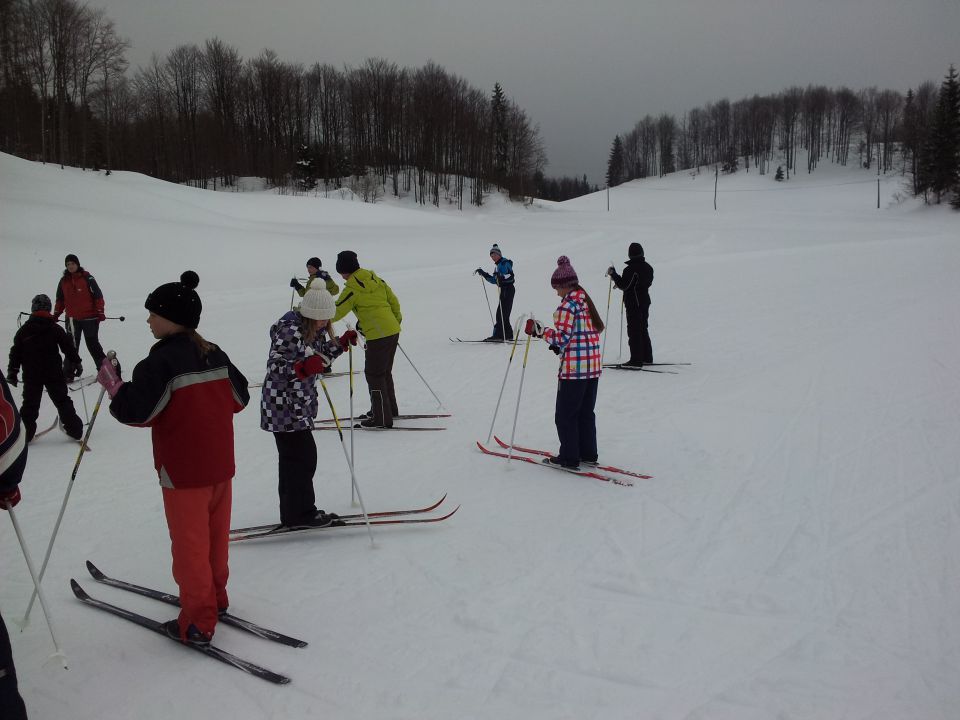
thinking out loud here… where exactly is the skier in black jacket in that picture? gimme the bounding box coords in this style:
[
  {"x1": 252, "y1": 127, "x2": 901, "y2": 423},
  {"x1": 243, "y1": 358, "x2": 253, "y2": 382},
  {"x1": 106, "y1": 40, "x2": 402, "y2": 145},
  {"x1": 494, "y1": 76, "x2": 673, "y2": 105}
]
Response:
[
  {"x1": 6, "y1": 294, "x2": 84, "y2": 442},
  {"x1": 607, "y1": 243, "x2": 654, "y2": 366}
]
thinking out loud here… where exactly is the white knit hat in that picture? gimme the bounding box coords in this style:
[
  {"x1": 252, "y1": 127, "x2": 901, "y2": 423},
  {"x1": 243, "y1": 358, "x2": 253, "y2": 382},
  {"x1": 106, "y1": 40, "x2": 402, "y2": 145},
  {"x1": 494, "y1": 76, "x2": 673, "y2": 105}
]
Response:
[{"x1": 299, "y1": 287, "x2": 335, "y2": 320}]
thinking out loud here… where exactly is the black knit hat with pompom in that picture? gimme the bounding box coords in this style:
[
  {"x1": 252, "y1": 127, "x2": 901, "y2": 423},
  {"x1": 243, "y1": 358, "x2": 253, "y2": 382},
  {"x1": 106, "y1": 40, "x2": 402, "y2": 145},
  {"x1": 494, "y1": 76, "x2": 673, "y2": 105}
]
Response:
[{"x1": 145, "y1": 271, "x2": 202, "y2": 328}]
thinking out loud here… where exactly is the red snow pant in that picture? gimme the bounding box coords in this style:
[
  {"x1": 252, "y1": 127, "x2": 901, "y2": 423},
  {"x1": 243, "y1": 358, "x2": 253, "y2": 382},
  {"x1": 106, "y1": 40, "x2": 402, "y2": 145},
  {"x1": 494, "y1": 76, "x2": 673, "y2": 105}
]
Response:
[{"x1": 162, "y1": 481, "x2": 231, "y2": 639}]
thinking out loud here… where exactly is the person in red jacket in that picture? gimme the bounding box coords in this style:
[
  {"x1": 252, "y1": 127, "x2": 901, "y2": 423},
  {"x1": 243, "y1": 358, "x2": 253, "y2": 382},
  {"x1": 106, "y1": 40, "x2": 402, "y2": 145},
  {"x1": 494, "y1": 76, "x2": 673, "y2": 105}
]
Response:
[
  {"x1": 1, "y1": 375, "x2": 29, "y2": 720},
  {"x1": 99, "y1": 271, "x2": 249, "y2": 646},
  {"x1": 54, "y1": 253, "x2": 107, "y2": 375}
]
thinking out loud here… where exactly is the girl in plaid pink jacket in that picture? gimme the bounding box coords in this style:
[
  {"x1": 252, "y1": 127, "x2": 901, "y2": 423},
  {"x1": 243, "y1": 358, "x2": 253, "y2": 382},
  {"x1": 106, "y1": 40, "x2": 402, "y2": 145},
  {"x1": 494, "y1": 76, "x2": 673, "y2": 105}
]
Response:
[{"x1": 525, "y1": 256, "x2": 605, "y2": 469}]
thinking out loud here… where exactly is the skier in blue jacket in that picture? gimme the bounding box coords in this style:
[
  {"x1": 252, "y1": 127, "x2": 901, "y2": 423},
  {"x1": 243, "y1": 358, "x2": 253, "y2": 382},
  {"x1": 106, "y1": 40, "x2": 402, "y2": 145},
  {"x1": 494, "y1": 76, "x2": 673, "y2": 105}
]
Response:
[{"x1": 475, "y1": 243, "x2": 515, "y2": 341}]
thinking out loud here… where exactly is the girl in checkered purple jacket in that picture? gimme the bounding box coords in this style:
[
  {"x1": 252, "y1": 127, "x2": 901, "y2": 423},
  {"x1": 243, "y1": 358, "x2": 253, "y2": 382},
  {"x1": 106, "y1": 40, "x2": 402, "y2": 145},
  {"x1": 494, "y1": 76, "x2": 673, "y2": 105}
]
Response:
[{"x1": 524, "y1": 256, "x2": 605, "y2": 470}]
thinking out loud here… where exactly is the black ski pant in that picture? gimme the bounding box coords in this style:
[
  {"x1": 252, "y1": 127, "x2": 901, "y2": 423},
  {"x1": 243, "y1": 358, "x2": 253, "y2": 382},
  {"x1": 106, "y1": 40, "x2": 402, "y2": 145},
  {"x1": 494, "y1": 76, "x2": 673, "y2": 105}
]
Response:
[
  {"x1": 626, "y1": 302, "x2": 653, "y2": 365},
  {"x1": 20, "y1": 379, "x2": 83, "y2": 442},
  {"x1": 273, "y1": 429, "x2": 319, "y2": 526},
  {"x1": 364, "y1": 334, "x2": 399, "y2": 427},
  {"x1": 491, "y1": 283, "x2": 515, "y2": 340},
  {"x1": 554, "y1": 377, "x2": 599, "y2": 466},
  {"x1": 67, "y1": 318, "x2": 106, "y2": 371},
  {"x1": 0, "y1": 613, "x2": 28, "y2": 720}
]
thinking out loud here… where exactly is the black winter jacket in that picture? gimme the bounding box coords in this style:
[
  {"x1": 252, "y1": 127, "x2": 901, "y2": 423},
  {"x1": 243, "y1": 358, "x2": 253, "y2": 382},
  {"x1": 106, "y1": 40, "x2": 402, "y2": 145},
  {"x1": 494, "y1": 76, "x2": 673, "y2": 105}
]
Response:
[
  {"x1": 7, "y1": 312, "x2": 82, "y2": 384},
  {"x1": 610, "y1": 258, "x2": 654, "y2": 308}
]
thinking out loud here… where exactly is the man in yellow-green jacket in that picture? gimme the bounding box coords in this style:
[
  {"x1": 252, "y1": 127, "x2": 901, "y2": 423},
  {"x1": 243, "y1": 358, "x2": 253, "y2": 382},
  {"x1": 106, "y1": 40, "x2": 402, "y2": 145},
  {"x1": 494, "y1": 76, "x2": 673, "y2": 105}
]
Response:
[{"x1": 332, "y1": 250, "x2": 402, "y2": 428}]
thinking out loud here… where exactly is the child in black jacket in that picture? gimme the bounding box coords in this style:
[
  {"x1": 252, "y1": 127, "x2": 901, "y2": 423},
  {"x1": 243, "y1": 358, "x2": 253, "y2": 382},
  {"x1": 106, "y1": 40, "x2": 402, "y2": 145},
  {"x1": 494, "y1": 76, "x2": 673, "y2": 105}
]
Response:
[{"x1": 6, "y1": 294, "x2": 84, "y2": 442}]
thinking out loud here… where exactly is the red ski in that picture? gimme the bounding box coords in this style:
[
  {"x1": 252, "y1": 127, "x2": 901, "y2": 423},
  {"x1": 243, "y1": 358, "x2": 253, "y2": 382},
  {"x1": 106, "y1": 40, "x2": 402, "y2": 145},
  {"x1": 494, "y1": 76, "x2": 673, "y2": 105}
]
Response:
[
  {"x1": 493, "y1": 436, "x2": 652, "y2": 479},
  {"x1": 477, "y1": 442, "x2": 632, "y2": 487}
]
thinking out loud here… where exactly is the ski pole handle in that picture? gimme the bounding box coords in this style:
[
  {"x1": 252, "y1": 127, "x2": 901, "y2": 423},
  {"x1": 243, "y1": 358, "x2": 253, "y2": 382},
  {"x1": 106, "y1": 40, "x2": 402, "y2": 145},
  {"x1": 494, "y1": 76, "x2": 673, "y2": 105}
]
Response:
[{"x1": 104, "y1": 316, "x2": 125, "y2": 321}]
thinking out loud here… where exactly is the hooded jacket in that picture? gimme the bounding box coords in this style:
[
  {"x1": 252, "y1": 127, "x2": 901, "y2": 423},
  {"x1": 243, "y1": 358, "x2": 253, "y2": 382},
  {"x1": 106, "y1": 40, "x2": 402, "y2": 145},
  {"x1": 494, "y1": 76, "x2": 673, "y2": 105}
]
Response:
[
  {"x1": 332, "y1": 268, "x2": 402, "y2": 340},
  {"x1": 8, "y1": 312, "x2": 82, "y2": 384},
  {"x1": 260, "y1": 310, "x2": 345, "y2": 433},
  {"x1": 55, "y1": 267, "x2": 105, "y2": 320}
]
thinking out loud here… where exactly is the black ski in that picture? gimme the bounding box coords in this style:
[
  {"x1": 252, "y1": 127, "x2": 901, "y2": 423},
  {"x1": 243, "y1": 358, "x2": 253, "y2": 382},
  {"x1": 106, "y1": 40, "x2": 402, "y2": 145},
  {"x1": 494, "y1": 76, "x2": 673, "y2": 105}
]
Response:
[
  {"x1": 449, "y1": 337, "x2": 509, "y2": 344},
  {"x1": 230, "y1": 494, "x2": 449, "y2": 537},
  {"x1": 68, "y1": 375, "x2": 98, "y2": 392},
  {"x1": 603, "y1": 364, "x2": 677, "y2": 374},
  {"x1": 85, "y1": 561, "x2": 307, "y2": 648},
  {"x1": 231, "y1": 505, "x2": 460, "y2": 542},
  {"x1": 70, "y1": 580, "x2": 291, "y2": 685},
  {"x1": 315, "y1": 413, "x2": 451, "y2": 423}
]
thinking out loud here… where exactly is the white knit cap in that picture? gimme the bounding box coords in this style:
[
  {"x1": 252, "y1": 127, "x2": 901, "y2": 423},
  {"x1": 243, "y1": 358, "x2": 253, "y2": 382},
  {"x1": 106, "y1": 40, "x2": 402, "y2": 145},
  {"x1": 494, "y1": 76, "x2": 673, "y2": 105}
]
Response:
[{"x1": 299, "y1": 287, "x2": 335, "y2": 320}]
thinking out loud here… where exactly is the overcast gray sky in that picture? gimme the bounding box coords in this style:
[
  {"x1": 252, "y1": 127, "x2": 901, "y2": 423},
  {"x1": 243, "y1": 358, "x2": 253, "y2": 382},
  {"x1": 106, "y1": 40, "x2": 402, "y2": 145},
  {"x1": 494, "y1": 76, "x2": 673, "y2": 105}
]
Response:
[{"x1": 97, "y1": 0, "x2": 958, "y2": 186}]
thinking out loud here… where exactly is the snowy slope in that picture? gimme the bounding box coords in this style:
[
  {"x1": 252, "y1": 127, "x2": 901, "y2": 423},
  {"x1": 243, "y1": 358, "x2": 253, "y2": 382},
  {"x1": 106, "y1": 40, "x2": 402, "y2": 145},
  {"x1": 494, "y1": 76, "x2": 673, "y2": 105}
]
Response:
[{"x1": 2, "y1": 152, "x2": 959, "y2": 719}]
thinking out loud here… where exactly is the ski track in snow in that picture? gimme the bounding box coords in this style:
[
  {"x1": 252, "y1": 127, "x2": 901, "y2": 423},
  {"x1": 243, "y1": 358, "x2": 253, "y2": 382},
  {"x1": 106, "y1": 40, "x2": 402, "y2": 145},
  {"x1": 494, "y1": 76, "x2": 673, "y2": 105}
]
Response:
[{"x1": 2, "y1": 152, "x2": 960, "y2": 719}]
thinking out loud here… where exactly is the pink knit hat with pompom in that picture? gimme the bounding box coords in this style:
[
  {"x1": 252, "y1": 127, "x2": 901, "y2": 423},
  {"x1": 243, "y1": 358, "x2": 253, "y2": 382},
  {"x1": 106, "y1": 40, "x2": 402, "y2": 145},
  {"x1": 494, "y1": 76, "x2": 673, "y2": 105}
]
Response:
[{"x1": 550, "y1": 256, "x2": 579, "y2": 288}]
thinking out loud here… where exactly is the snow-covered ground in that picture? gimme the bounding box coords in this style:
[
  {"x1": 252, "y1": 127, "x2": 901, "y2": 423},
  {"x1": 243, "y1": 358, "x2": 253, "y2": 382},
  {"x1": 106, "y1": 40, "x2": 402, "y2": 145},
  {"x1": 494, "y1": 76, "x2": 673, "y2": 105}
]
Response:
[{"x1": 2, "y1": 151, "x2": 959, "y2": 719}]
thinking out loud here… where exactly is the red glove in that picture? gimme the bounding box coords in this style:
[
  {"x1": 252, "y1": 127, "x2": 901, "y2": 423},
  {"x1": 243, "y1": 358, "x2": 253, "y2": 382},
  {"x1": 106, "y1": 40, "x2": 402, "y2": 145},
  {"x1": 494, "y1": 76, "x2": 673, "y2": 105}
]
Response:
[
  {"x1": 338, "y1": 330, "x2": 359, "y2": 351},
  {"x1": 97, "y1": 357, "x2": 124, "y2": 398},
  {"x1": 0, "y1": 487, "x2": 21, "y2": 510},
  {"x1": 97, "y1": 312, "x2": 106, "y2": 322},
  {"x1": 294, "y1": 355, "x2": 328, "y2": 380},
  {"x1": 524, "y1": 318, "x2": 544, "y2": 337}
]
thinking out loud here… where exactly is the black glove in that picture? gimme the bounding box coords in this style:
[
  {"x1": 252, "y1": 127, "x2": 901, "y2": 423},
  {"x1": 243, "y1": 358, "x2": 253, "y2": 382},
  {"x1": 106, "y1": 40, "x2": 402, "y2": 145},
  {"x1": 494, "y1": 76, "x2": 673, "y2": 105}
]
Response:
[
  {"x1": 290, "y1": 278, "x2": 303, "y2": 290},
  {"x1": 317, "y1": 269, "x2": 331, "y2": 281},
  {"x1": 549, "y1": 344, "x2": 561, "y2": 355},
  {"x1": 606, "y1": 266, "x2": 615, "y2": 277},
  {"x1": 474, "y1": 268, "x2": 484, "y2": 276},
  {"x1": 5, "y1": 371, "x2": 17, "y2": 387},
  {"x1": 73, "y1": 361, "x2": 83, "y2": 379}
]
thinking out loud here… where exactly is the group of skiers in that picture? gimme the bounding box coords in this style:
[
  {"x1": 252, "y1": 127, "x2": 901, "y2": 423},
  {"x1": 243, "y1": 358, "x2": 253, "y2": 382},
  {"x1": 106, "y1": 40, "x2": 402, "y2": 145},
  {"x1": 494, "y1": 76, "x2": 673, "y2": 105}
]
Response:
[{"x1": 1, "y1": 241, "x2": 653, "y2": 713}]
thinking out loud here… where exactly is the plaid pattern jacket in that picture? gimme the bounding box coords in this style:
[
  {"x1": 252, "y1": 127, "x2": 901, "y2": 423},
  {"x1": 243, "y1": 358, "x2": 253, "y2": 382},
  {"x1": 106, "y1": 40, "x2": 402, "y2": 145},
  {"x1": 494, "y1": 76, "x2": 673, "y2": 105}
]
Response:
[
  {"x1": 260, "y1": 311, "x2": 344, "y2": 433},
  {"x1": 542, "y1": 289, "x2": 602, "y2": 380}
]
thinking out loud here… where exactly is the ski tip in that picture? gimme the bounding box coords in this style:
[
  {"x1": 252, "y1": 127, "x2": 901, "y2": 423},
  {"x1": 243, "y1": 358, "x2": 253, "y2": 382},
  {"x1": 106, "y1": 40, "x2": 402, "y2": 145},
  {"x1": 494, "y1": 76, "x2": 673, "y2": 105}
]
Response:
[
  {"x1": 70, "y1": 578, "x2": 89, "y2": 599},
  {"x1": 85, "y1": 560, "x2": 105, "y2": 579}
]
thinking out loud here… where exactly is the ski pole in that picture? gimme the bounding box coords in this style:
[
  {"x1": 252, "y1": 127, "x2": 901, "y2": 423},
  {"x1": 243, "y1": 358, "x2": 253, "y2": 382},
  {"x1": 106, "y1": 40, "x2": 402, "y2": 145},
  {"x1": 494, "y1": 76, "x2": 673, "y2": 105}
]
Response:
[
  {"x1": 347, "y1": 326, "x2": 357, "y2": 506},
  {"x1": 316, "y1": 377, "x2": 374, "y2": 545},
  {"x1": 102, "y1": 316, "x2": 125, "y2": 322},
  {"x1": 398, "y1": 344, "x2": 445, "y2": 410},
  {"x1": 7, "y1": 504, "x2": 68, "y2": 669},
  {"x1": 486, "y1": 314, "x2": 527, "y2": 444},
  {"x1": 21, "y1": 350, "x2": 114, "y2": 627},
  {"x1": 478, "y1": 274, "x2": 495, "y2": 329},
  {"x1": 506, "y1": 315, "x2": 535, "y2": 464},
  {"x1": 600, "y1": 269, "x2": 613, "y2": 364}
]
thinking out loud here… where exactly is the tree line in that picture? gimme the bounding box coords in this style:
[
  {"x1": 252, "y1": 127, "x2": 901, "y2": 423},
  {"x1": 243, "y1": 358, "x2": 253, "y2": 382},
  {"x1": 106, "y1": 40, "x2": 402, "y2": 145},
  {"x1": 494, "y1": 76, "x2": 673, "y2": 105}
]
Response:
[
  {"x1": 607, "y1": 66, "x2": 960, "y2": 207},
  {"x1": 0, "y1": 0, "x2": 554, "y2": 207}
]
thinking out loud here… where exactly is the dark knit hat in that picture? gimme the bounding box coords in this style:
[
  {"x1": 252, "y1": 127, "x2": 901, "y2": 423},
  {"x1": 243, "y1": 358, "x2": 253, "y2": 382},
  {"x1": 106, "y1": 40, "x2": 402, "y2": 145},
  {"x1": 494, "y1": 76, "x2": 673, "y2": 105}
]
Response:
[
  {"x1": 335, "y1": 250, "x2": 360, "y2": 275},
  {"x1": 31, "y1": 294, "x2": 52, "y2": 313},
  {"x1": 145, "y1": 271, "x2": 202, "y2": 329},
  {"x1": 65, "y1": 254, "x2": 80, "y2": 266},
  {"x1": 489, "y1": 244, "x2": 502, "y2": 258},
  {"x1": 628, "y1": 242, "x2": 644, "y2": 259},
  {"x1": 550, "y1": 256, "x2": 579, "y2": 289},
  {"x1": 306, "y1": 257, "x2": 322, "y2": 270}
]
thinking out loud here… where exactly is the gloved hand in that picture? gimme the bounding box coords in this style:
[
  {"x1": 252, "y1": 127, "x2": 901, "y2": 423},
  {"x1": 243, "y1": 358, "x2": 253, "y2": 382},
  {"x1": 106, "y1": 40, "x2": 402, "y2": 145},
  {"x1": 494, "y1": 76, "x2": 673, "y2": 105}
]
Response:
[
  {"x1": 524, "y1": 319, "x2": 544, "y2": 337},
  {"x1": 294, "y1": 355, "x2": 328, "y2": 380},
  {"x1": 290, "y1": 278, "x2": 303, "y2": 290},
  {"x1": 337, "y1": 330, "x2": 359, "y2": 351},
  {"x1": 606, "y1": 266, "x2": 615, "y2": 277},
  {"x1": 0, "y1": 487, "x2": 21, "y2": 510},
  {"x1": 5, "y1": 371, "x2": 17, "y2": 387},
  {"x1": 474, "y1": 268, "x2": 483, "y2": 276},
  {"x1": 97, "y1": 357, "x2": 123, "y2": 398},
  {"x1": 53, "y1": 312, "x2": 62, "y2": 321},
  {"x1": 317, "y1": 269, "x2": 331, "y2": 281},
  {"x1": 97, "y1": 312, "x2": 106, "y2": 322},
  {"x1": 549, "y1": 344, "x2": 561, "y2": 355},
  {"x1": 73, "y1": 361, "x2": 83, "y2": 379}
]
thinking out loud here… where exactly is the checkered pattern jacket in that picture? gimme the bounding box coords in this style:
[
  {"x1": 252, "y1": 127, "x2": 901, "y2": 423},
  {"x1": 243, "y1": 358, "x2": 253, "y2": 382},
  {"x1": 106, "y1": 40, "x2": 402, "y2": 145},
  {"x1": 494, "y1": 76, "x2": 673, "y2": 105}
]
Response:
[
  {"x1": 260, "y1": 311, "x2": 344, "y2": 433},
  {"x1": 542, "y1": 289, "x2": 602, "y2": 380}
]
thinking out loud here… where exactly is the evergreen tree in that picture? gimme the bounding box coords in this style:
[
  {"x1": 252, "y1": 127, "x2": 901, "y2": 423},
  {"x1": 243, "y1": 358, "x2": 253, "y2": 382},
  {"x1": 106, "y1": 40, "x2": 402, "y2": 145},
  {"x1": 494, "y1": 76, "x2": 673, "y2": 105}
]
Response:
[
  {"x1": 293, "y1": 144, "x2": 317, "y2": 191},
  {"x1": 606, "y1": 135, "x2": 624, "y2": 187},
  {"x1": 774, "y1": 165, "x2": 784, "y2": 181},
  {"x1": 491, "y1": 83, "x2": 509, "y2": 186},
  {"x1": 921, "y1": 65, "x2": 960, "y2": 203}
]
